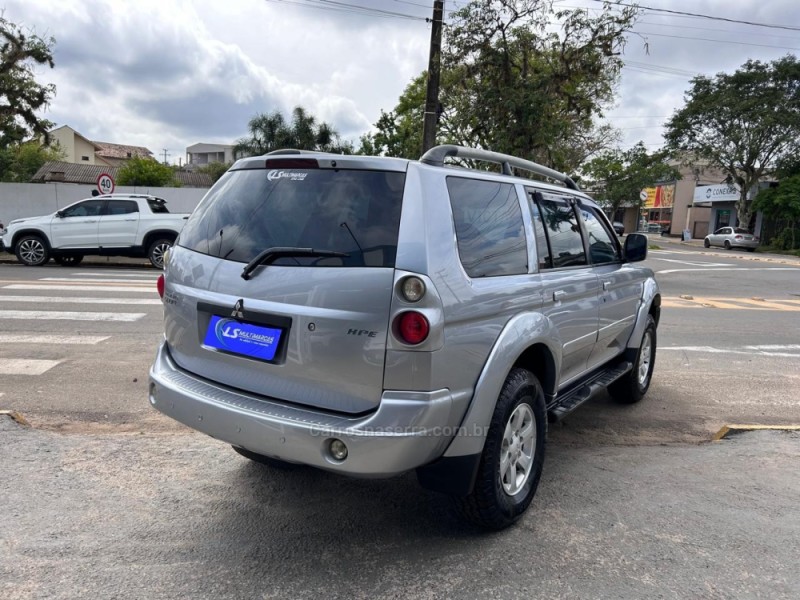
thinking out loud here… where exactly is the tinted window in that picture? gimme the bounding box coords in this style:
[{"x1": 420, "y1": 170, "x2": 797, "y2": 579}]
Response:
[
  {"x1": 179, "y1": 168, "x2": 405, "y2": 267},
  {"x1": 62, "y1": 200, "x2": 106, "y2": 217},
  {"x1": 733, "y1": 228, "x2": 749, "y2": 234},
  {"x1": 581, "y1": 207, "x2": 619, "y2": 264},
  {"x1": 106, "y1": 200, "x2": 139, "y2": 215},
  {"x1": 528, "y1": 194, "x2": 551, "y2": 270},
  {"x1": 536, "y1": 196, "x2": 587, "y2": 268},
  {"x1": 447, "y1": 177, "x2": 527, "y2": 278},
  {"x1": 148, "y1": 199, "x2": 170, "y2": 214}
]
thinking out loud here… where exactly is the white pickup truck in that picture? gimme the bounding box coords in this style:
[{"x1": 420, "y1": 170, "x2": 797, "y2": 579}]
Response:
[{"x1": 0, "y1": 193, "x2": 189, "y2": 268}]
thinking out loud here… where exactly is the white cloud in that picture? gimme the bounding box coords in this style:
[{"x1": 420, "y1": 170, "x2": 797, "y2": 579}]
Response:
[{"x1": 4, "y1": 0, "x2": 799, "y2": 162}]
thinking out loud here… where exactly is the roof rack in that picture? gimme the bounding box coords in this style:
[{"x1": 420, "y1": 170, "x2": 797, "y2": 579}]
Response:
[
  {"x1": 266, "y1": 149, "x2": 327, "y2": 155},
  {"x1": 419, "y1": 144, "x2": 579, "y2": 191}
]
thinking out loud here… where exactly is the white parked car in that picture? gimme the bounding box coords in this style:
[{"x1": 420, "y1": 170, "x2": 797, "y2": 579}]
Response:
[
  {"x1": 0, "y1": 194, "x2": 189, "y2": 268},
  {"x1": 703, "y1": 227, "x2": 758, "y2": 251}
]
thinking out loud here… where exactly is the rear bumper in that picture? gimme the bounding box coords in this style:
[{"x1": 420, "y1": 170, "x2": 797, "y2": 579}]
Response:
[{"x1": 148, "y1": 341, "x2": 459, "y2": 477}]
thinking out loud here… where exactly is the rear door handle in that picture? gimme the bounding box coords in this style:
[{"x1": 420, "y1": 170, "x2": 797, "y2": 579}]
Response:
[
  {"x1": 553, "y1": 290, "x2": 567, "y2": 302},
  {"x1": 602, "y1": 280, "x2": 612, "y2": 291},
  {"x1": 124, "y1": 218, "x2": 137, "y2": 221}
]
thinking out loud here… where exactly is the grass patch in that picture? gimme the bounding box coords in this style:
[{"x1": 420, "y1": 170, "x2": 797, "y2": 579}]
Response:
[{"x1": 648, "y1": 244, "x2": 661, "y2": 250}]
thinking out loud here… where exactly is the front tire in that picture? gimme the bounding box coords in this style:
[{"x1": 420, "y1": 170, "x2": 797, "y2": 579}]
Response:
[
  {"x1": 609, "y1": 315, "x2": 657, "y2": 404},
  {"x1": 148, "y1": 238, "x2": 173, "y2": 269},
  {"x1": 703, "y1": 238, "x2": 711, "y2": 248},
  {"x1": 454, "y1": 368, "x2": 547, "y2": 530},
  {"x1": 54, "y1": 255, "x2": 84, "y2": 266},
  {"x1": 15, "y1": 235, "x2": 50, "y2": 266}
]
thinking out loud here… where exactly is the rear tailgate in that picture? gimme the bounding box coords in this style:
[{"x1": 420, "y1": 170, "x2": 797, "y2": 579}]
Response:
[{"x1": 163, "y1": 157, "x2": 406, "y2": 415}]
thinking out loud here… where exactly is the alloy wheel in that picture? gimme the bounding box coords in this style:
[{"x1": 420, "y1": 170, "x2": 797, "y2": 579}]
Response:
[{"x1": 500, "y1": 403, "x2": 536, "y2": 496}]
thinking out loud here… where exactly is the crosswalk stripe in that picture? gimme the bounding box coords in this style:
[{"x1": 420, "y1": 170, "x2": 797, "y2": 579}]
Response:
[
  {"x1": 0, "y1": 334, "x2": 110, "y2": 344},
  {"x1": 0, "y1": 310, "x2": 145, "y2": 321},
  {"x1": 4, "y1": 284, "x2": 156, "y2": 293},
  {"x1": 0, "y1": 359, "x2": 62, "y2": 375},
  {"x1": 40, "y1": 277, "x2": 157, "y2": 284},
  {"x1": 0, "y1": 295, "x2": 161, "y2": 305},
  {"x1": 661, "y1": 296, "x2": 800, "y2": 311},
  {"x1": 73, "y1": 272, "x2": 157, "y2": 278}
]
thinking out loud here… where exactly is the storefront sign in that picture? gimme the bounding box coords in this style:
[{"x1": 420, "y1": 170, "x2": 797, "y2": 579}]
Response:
[
  {"x1": 642, "y1": 184, "x2": 675, "y2": 209},
  {"x1": 694, "y1": 183, "x2": 739, "y2": 203}
]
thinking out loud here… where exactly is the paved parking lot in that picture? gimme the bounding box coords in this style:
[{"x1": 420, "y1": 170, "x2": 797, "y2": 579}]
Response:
[{"x1": 1, "y1": 247, "x2": 799, "y2": 598}]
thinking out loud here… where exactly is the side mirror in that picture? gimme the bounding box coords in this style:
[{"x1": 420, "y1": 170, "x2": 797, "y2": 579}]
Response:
[
  {"x1": 624, "y1": 233, "x2": 648, "y2": 263},
  {"x1": 55, "y1": 210, "x2": 64, "y2": 218}
]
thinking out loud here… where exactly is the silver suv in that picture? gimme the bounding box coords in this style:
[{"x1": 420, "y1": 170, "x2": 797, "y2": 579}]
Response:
[{"x1": 149, "y1": 145, "x2": 660, "y2": 529}]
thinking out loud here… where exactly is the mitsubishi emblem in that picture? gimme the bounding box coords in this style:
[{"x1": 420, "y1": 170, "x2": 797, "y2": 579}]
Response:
[{"x1": 231, "y1": 299, "x2": 245, "y2": 320}]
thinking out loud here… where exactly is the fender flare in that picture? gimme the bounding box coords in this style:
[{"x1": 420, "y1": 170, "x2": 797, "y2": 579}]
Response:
[
  {"x1": 626, "y1": 277, "x2": 661, "y2": 350},
  {"x1": 442, "y1": 311, "x2": 562, "y2": 459}
]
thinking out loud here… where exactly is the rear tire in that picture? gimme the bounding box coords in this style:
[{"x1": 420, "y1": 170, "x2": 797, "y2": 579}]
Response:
[
  {"x1": 54, "y1": 255, "x2": 84, "y2": 266},
  {"x1": 453, "y1": 368, "x2": 547, "y2": 530},
  {"x1": 724, "y1": 240, "x2": 731, "y2": 250},
  {"x1": 609, "y1": 315, "x2": 657, "y2": 404},
  {"x1": 15, "y1": 235, "x2": 50, "y2": 266},
  {"x1": 703, "y1": 239, "x2": 711, "y2": 248},
  {"x1": 148, "y1": 238, "x2": 173, "y2": 269},
  {"x1": 232, "y1": 446, "x2": 302, "y2": 470}
]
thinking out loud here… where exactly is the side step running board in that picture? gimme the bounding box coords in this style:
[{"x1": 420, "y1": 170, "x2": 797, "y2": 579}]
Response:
[{"x1": 548, "y1": 361, "x2": 633, "y2": 422}]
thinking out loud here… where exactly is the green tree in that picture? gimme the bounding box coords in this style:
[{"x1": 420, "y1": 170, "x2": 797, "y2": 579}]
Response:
[
  {"x1": 752, "y1": 176, "x2": 800, "y2": 250},
  {"x1": 361, "y1": 1, "x2": 636, "y2": 172},
  {"x1": 582, "y1": 142, "x2": 680, "y2": 215},
  {"x1": 117, "y1": 156, "x2": 179, "y2": 187},
  {"x1": 442, "y1": 0, "x2": 637, "y2": 172},
  {"x1": 0, "y1": 15, "x2": 56, "y2": 149},
  {"x1": 234, "y1": 106, "x2": 352, "y2": 157},
  {"x1": 197, "y1": 161, "x2": 231, "y2": 183},
  {"x1": 0, "y1": 141, "x2": 63, "y2": 182},
  {"x1": 665, "y1": 55, "x2": 800, "y2": 228}
]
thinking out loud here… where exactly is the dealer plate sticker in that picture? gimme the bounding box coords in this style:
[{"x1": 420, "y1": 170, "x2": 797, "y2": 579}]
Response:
[{"x1": 203, "y1": 316, "x2": 282, "y2": 361}]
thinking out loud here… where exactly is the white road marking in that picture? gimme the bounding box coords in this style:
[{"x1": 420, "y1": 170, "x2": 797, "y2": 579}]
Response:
[
  {"x1": 4, "y1": 284, "x2": 156, "y2": 293},
  {"x1": 0, "y1": 334, "x2": 110, "y2": 344},
  {"x1": 0, "y1": 359, "x2": 62, "y2": 375},
  {"x1": 745, "y1": 345, "x2": 800, "y2": 351},
  {"x1": 0, "y1": 310, "x2": 145, "y2": 322},
  {"x1": 73, "y1": 272, "x2": 157, "y2": 278},
  {"x1": 40, "y1": 277, "x2": 154, "y2": 284},
  {"x1": 657, "y1": 267, "x2": 800, "y2": 275},
  {"x1": 650, "y1": 257, "x2": 734, "y2": 267},
  {"x1": 661, "y1": 346, "x2": 800, "y2": 358},
  {"x1": 0, "y1": 295, "x2": 162, "y2": 305}
]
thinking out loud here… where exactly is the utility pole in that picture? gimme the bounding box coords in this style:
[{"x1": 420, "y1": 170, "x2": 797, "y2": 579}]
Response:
[
  {"x1": 161, "y1": 149, "x2": 170, "y2": 165},
  {"x1": 422, "y1": 0, "x2": 444, "y2": 154}
]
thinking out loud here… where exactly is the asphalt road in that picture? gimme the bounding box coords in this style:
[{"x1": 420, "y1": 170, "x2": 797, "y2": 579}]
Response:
[{"x1": 1, "y1": 245, "x2": 799, "y2": 598}]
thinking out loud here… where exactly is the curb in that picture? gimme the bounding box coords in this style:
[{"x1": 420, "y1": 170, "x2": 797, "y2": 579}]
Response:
[
  {"x1": 0, "y1": 410, "x2": 31, "y2": 427},
  {"x1": 712, "y1": 424, "x2": 800, "y2": 441}
]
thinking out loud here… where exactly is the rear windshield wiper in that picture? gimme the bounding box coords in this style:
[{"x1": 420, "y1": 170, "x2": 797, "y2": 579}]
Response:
[{"x1": 241, "y1": 247, "x2": 350, "y2": 280}]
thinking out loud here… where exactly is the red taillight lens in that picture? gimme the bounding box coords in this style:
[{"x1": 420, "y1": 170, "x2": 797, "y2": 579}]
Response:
[
  {"x1": 735, "y1": 235, "x2": 743, "y2": 240},
  {"x1": 396, "y1": 311, "x2": 429, "y2": 345},
  {"x1": 157, "y1": 274, "x2": 165, "y2": 299}
]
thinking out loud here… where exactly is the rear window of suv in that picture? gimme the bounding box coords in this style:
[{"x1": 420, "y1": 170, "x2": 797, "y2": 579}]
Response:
[{"x1": 179, "y1": 168, "x2": 405, "y2": 267}]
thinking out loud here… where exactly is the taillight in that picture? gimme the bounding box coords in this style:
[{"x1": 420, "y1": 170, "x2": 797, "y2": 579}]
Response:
[
  {"x1": 734, "y1": 235, "x2": 743, "y2": 240},
  {"x1": 395, "y1": 311, "x2": 429, "y2": 345},
  {"x1": 157, "y1": 274, "x2": 165, "y2": 299}
]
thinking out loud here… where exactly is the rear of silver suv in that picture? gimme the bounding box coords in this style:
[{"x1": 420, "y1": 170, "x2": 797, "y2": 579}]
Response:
[{"x1": 150, "y1": 146, "x2": 660, "y2": 529}]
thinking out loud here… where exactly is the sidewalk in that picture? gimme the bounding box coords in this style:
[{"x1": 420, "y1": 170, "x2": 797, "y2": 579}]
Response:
[{"x1": 644, "y1": 232, "x2": 800, "y2": 264}]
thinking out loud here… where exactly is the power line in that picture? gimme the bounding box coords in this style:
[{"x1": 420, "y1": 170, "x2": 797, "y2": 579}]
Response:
[
  {"x1": 588, "y1": 0, "x2": 800, "y2": 32},
  {"x1": 631, "y1": 30, "x2": 800, "y2": 52},
  {"x1": 263, "y1": 0, "x2": 428, "y2": 21}
]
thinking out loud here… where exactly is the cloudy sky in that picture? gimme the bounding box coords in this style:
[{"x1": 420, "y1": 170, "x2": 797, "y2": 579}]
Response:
[{"x1": 5, "y1": 0, "x2": 800, "y2": 164}]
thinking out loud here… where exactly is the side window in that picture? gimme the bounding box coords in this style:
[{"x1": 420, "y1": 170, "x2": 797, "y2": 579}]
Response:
[
  {"x1": 62, "y1": 200, "x2": 106, "y2": 218},
  {"x1": 581, "y1": 207, "x2": 620, "y2": 264},
  {"x1": 528, "y1": 193, "x2": 551, "y2": 270},
  {"x1": 536, "y1": 195, "x2": 587, "y2": 268},
  {"x1": 106, "y1": 200, "x2": 139, "y2": 215},
  {"x1": 447, "y1": 177, "x2": 528, "y2": 278}
]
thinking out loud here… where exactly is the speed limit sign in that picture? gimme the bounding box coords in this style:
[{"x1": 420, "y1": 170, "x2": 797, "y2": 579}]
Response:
[{"x1": 97, "y1": 173, "x2": 115, "y2": 195}]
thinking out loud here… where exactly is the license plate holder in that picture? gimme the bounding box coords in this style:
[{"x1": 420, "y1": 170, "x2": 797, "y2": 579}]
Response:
[{"x1": 203, "y1": 315, "x2": 284, "y2": 362}]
